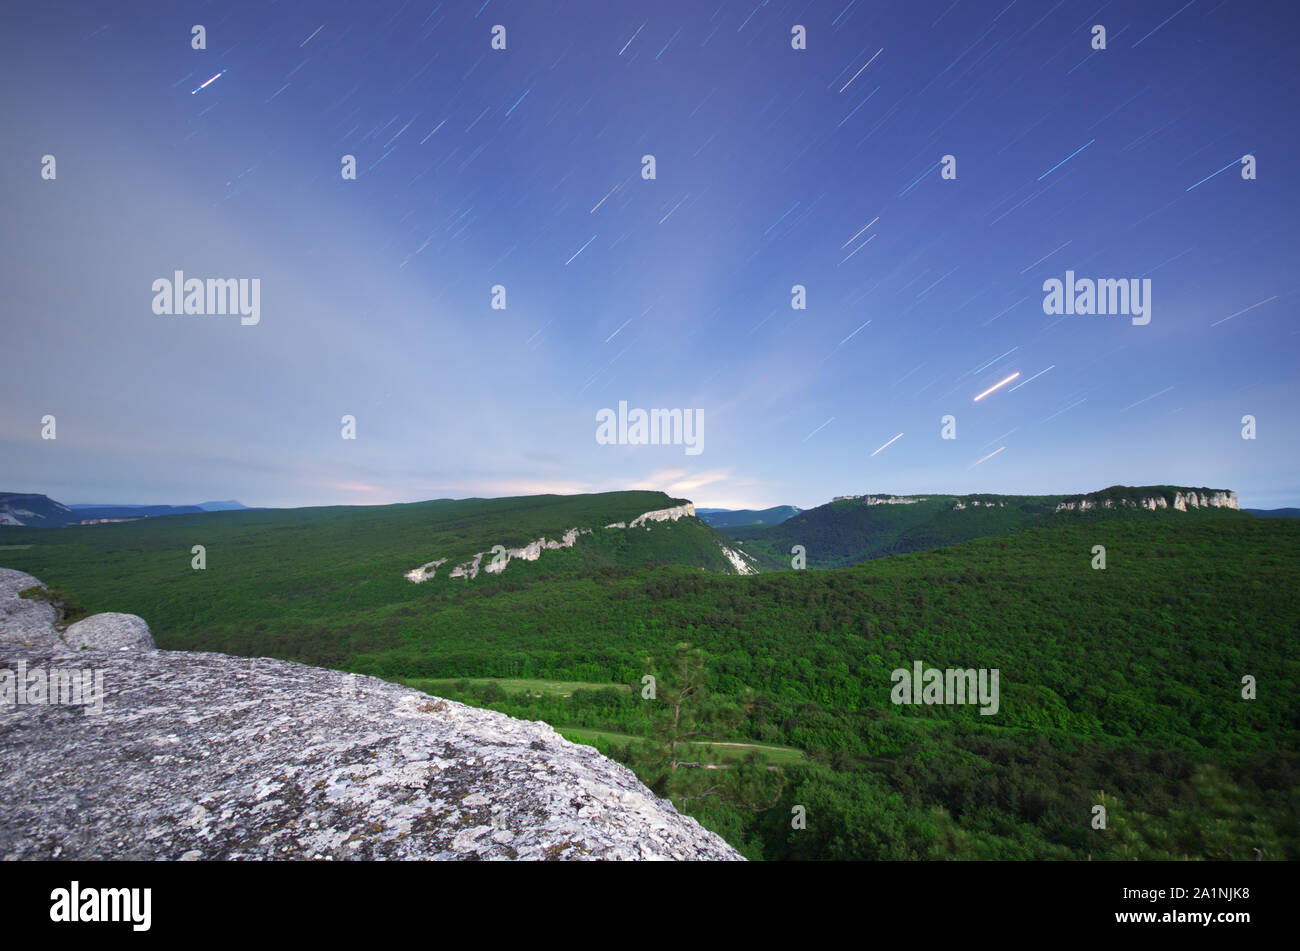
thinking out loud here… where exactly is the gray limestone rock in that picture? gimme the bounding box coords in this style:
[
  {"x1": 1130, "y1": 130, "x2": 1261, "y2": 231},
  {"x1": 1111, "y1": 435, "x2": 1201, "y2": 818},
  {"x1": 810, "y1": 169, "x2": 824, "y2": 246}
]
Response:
[
  {"x1": 60, "y1": 612, "x2": 155, "y2": 651},
  {"x1": 0, "y1": 569, "x2": 741, "y2": 862},
  {"x1": 0, "y1": 568, "x2": 61, "y2": 649}
]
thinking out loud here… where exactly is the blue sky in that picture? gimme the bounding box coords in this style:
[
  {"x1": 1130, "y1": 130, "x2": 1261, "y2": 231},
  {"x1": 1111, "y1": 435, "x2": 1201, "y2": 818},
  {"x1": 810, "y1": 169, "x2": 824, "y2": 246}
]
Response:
[{"x1": 2, "y1": 0, "x2": 1297, "y2": 509}]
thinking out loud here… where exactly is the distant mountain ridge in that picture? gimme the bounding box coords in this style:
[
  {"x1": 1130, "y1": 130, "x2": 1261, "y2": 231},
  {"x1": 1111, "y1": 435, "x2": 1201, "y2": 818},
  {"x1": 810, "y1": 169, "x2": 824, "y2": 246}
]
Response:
[
  {"x1": 0, "y1": 493, "x2": 74, "y2": 528},
  {"x1": 724, "y1": 484, "x2": 1245, "y2": 570},
  {"x1": 1, "y1": 493, "x2": 249, "y2": 527},
  {"x1": 1245, "y1": 508, "x2": 1300, "y2": 518},
  {"x1": 71, "y1": 500, "x2": 249, "y2": 513},
  {"x1": 696, "y1": 506, "x2": 802, "y2": 528}
]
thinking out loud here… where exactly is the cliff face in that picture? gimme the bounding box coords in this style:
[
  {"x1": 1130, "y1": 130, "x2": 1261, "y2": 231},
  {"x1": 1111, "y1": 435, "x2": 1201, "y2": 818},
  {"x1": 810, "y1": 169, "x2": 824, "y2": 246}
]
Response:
[
  {"x1": 1054, "y1": 488, "x2": 1239, "y2": 513},
  {"x1": 406, "y1": 502, "x2": 727, "y2": 582},
  {"x1": 0, "y1": 571, "x2": 742, "y2": 862},
  {"x1": 629, "y1": 502, "x2": 695, "y2": 528}
]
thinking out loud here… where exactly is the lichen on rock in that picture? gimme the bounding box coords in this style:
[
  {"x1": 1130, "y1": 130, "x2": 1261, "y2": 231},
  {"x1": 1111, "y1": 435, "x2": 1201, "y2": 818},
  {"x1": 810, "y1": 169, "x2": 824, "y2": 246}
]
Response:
[{"x1": 0, "y1": 569, "x2": 741, "y2": 862}]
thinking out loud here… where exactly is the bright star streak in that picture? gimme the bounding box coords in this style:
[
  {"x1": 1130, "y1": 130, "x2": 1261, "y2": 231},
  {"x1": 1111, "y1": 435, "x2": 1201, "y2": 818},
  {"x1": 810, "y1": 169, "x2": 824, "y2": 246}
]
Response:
[
  {"x1": 1185, "y1": 157, "x2": 1243, "y2": 192},
  {"x1": 838, "y1": 319, "x2": 871, "y2": 345},
  {"x1": 505, "y1": 88, "x2": 531, "y2": 117},
  {"x1": 839, "y1": 48, "x2": 883, "y2": 92},
  {"x1": 1036, "y1": 139, "x2": 1094, "y2": 181},
  {"x1": 590, "y1": 184, "x2": 618, "y2": 213},
  {"x1": 619, "y1": 22, "x2": 646, "y2": 55},
  {"x1": 967, "y1": 447, "x2": 1006, "y2": 470},
  {"x1": 973, "y1": 372, "x2": 1020, "y2": 402},
  {"x1": 190, "y1": 69, "x2": 226, "y2": 94},
  {"x1": 870, "y1": 432, "x2": 903, "y2": 456},
  {"x1": 604, "y1": 306, "x2": 649, "y2": 343},
  {"x1": 1007, "y1": 365, "x2": 1054, "y2": 392},
  {"x1": 841, "y1": 216, "x2": 879, "y2": 248},
  {"x1": 565, "y1": 235, "x2": 597, "y2": 265}
]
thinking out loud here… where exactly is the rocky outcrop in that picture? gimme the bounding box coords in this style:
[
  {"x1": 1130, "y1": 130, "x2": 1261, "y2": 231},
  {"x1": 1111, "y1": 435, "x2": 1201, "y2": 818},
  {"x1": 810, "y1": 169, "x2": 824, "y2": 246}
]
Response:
[
  {"x1": 405, "y1": 558, "x2": 447, "y2": 583},
  {"x1": 0, "y1": 571, "x2": 742, "y2": 861},
  {"x1": 0, "y1": 568, "x2": 153, "y2": 651},
  {"x1": 449, "y1": 551, "x2": 484, "y2": 580},
  {"x1": 1054, "y1": 489, "x2": 1239, "y2": 513},
  {"x1": 0, "y1": 649, "x2": 741, "y2": 861},
  {"x1": 718, "y1": 544, "x2": 757, "y2": 575},
  {"x1": 1171, "y1": 490, "x2": 1237, "y2": 511},
  {"x1": 435, "y1": 528, "x2": 593, "y2": 581},
  {"x1": 407, "y1": 503, "x2": 705, "y2": 583},
  {"x1": 483, "y1": 528, "x2": 592, "y2": 575},
  {"x1": 0, "y1": 652, "x2": 744, "y2": 862},
  {"x1": 61, "y1": 613, "x2": 155, "y2": 651},
  {"x1": 0, "y1": 569, "x2": 61, "y2": 648},
  {"x1": 629, "y1": 503, "x2": 695, "y2": 528}
]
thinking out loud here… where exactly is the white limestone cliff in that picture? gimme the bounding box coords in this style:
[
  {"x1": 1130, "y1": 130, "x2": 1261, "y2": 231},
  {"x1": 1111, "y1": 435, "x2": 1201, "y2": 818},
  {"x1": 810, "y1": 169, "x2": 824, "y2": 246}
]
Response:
[
  {"x1": 1054, "y1": 490, "x2": 1239, "y2": 513},
  {"x1": 629, "y1": 503, "x2": 696, "y2": 528},
  {"x1": 719, "y1": 544, "x2": 757, "y2": 575},
  {"x1": 408, "y1": 503, "x2": 722, "y2": 582}
]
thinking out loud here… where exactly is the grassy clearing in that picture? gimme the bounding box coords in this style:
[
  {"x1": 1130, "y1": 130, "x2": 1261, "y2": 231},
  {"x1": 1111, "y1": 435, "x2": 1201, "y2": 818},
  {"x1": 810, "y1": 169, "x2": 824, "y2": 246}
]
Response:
[{"x1": 557, "y1": 726, "x2": 806, "y2": 765}]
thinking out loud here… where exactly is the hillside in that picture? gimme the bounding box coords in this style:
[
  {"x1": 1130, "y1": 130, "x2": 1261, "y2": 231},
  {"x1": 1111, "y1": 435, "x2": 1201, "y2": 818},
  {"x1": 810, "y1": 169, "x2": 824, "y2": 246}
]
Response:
[
  {"x1": 2, "y1": 498, "x2": 1295, "y2": 861},
  {"x1": 725, "y1": 485, "x2": 1241, "y2": 569},
  {"x1": 0, "y1": 492, "x2": 77, "y2": 527},
  {"x1": 0, "y1": 491, "x2": 755, "y2": 660}
]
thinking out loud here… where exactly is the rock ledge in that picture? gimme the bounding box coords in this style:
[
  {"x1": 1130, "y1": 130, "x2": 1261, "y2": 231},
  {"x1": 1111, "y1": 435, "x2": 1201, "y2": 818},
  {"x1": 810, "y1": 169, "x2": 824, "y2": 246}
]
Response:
[{"x1": 0, "y1": 570, "x2": 740, "y2": 861}]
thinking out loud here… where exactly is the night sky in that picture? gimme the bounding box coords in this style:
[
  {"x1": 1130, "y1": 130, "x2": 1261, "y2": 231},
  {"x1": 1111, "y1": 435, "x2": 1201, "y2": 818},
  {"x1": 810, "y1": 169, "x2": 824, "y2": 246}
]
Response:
[{"x1": 3, "y1": 0, "x2": 1297, "y2": 509}]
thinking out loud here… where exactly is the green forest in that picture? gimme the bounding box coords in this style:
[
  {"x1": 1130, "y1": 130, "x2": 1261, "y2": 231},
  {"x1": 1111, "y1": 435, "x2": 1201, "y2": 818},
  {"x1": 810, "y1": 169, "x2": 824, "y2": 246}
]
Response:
[{"x1": 1, "y1": 491, "x2": 1295, "y2": 861}]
